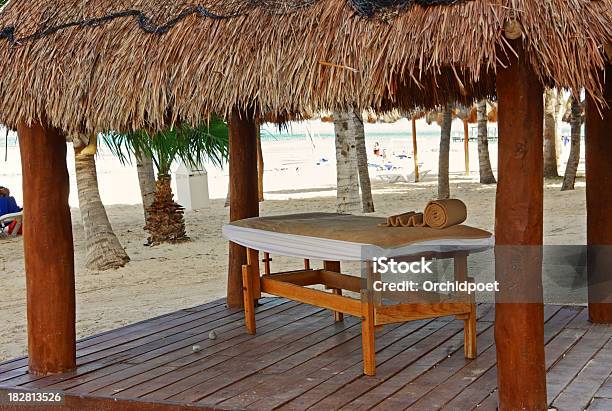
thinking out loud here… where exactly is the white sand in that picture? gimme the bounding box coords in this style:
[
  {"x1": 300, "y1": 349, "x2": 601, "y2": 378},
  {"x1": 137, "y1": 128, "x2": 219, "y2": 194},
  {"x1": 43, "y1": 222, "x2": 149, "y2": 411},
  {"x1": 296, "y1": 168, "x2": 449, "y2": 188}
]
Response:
[{"x1": 0, "y1": 176, "x2": 586, "y2": 362}]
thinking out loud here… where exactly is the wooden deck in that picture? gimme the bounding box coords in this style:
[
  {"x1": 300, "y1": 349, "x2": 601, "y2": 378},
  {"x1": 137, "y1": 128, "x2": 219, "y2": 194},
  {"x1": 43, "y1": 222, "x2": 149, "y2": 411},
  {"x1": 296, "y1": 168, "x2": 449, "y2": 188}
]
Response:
[{"x1": 0, "y1": 298, "x2": 610, "y2": 410}]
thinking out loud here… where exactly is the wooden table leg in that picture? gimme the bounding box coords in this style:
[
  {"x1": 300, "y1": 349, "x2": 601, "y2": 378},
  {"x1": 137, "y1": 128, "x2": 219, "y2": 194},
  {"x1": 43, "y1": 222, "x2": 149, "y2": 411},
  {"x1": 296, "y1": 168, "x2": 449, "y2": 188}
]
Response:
[
  {"x1": 464, "y1": 293, "x2": 477, "y2": 359},
  {"x1": 366, "y1": 261, "x2": 383, "y2": 332},
  {"x1": 332, "y1": 289, "x2": 344, "y2": 322},
  {"x1": 247, "y1": 248, "x2": 261, "y2": 301},
  {"x1": 324, "y1": 261, "x2": 344, "y2": 321},
  {"x1": 263, "y1": 252, "x2": 272, "y2": 275},
  {"x1": 242, "y1": 249, "x2": 256, "y2": 334},
  {"x1": 361, "y1": 290, "x2": 376, "y2": 376},
  {"x1": 455, "y1": 253, "x2": 477, "y2": 359}
]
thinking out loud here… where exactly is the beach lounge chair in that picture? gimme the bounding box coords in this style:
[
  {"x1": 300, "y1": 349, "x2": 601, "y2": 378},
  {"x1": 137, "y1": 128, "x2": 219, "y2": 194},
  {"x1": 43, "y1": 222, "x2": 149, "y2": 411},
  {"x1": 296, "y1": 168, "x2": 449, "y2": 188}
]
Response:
[
  {"x1": 376, "y1": 165, "x2": 428, "y2": 183},
  {"x1": 0, "y1": 211, "x2": 23, "y2": 237}
]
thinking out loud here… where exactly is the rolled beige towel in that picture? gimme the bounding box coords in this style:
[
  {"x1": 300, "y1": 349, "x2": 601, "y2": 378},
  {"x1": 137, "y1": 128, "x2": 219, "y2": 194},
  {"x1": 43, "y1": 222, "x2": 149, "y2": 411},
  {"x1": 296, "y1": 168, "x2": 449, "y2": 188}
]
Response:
[{"x1": 423, "y1": 199, "x2": 467, "y2": 229}]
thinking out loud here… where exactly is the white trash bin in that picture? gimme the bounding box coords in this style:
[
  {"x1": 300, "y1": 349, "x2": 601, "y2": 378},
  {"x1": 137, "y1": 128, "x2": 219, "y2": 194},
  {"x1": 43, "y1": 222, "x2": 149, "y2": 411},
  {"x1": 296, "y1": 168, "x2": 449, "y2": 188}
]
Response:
[{"x1": 175, "y1": 162, "x2": 210, "y2": 210}]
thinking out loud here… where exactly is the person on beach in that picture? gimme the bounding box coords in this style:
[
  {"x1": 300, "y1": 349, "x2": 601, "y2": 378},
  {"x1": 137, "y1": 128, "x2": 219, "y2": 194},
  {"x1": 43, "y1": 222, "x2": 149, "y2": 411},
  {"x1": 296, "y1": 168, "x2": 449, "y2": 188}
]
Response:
[
  {"x1": 373, "y1": 142, "x2": 381, "y2": 156},
  {"x1": 0, "y1": 186, "x2": 22, "y2": 235}
]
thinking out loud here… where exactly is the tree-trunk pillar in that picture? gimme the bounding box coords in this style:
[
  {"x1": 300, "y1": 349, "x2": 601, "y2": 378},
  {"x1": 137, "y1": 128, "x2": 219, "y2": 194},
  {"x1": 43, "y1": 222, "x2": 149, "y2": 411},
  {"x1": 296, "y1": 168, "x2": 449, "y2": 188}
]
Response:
[
  {"x1": 227, "y1": 109, "x2": 259, "y2": 308},
  {"x1": 586, "y1": 62, "x2": 612, "y2": 323},
  {"x1": 17, "y1": 121, "x2": 76, "y2": 375},
  {"x1": 495, "y1": 39, "x2": 547, "y2": 410}
]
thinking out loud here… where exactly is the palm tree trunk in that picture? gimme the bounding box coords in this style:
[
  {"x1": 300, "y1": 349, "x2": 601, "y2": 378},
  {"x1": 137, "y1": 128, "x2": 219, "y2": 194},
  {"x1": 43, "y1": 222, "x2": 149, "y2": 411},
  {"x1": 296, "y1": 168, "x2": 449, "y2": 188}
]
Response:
[
  {"x1": 353, "y1": 111, "x2": 374, "y2": 213},
  {"x1": 561, "y1": 97, "x2": 582, "y2": 191},
  {"x1": 334, "y1": 111, "x2": 361, "y2": 213},
  {"x1": 145, "y1": 175, "x2": 189, "y2": 245},
  {"x1": 256, "y1": 125, "x2": 264, "y2": 202},
  {"x1": 412, "y1": 117, "x2": 420, "y2": 182},
  {"x1": 438, "y1": 104, "x2": 452, "y2": 199},
  {"x1": 477, "y1": 100, "x2": 496, "y2": 184},
  {"x1": 544, "y1": 88, "x2": 560, "y2": 177},
  {"x1": 74, "y1": 144, "x2": 129, "y2": 270},
  {"x1": 135, "y1": 150, "x2": 156, "y2": 222},
  {"x1": 463, "y1": 118, "x2": 470, "y2": 175}
]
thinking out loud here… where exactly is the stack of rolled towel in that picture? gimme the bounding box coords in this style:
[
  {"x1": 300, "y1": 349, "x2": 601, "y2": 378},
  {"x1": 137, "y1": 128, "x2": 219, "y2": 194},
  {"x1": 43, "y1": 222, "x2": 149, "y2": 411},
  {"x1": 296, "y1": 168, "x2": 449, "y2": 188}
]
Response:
[{"x1": 379, "y1": 199, "x2": 467, "y2": 229}]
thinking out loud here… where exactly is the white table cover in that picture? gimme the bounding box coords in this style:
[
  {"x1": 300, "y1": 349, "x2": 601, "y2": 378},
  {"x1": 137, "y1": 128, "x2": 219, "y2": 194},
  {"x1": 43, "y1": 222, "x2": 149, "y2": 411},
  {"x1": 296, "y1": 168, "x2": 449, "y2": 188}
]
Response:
[{"x1": 223, "y1": 224, "x2": 494, "y2": 261}]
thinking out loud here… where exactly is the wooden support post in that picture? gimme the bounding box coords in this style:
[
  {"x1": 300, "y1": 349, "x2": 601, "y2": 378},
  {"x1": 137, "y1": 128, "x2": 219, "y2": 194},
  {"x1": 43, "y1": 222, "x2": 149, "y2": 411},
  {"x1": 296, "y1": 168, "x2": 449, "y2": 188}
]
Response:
[
  {"x1": 494, "y1": 39, "x2": 547, "y2": 410},
  {"x1": 17, "y1": 122, "x2": 76, "y2": 375},
  {"x1": 324, "y1": 261, "x2": 343, "y2": 321},
  {"x1": 361, "y1": 290, "x2": 376, "y2": 376},
  {"x1": 586, "y1": 62, "x2": 612, "y2": 323},
  {"x1": 227, "y1": 109, "x2": 259, "y2": 308},
  {"x1": 304, "y1": 259, "x2": 310, "y2": 270}
]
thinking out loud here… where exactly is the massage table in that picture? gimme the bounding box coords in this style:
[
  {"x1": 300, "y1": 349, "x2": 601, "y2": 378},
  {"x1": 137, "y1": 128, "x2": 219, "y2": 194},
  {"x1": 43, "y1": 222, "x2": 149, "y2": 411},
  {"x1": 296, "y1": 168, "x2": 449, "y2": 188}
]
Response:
[{"x1": 223, "y1": 212, "x2": 494, "y2": 376}]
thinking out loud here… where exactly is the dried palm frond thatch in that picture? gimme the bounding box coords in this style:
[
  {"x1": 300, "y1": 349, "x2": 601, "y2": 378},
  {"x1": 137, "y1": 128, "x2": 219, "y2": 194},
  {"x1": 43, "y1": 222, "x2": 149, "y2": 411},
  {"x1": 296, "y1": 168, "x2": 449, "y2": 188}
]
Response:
[{"x1": 0, "y1": 0, "x2": 609, "y2": 135}]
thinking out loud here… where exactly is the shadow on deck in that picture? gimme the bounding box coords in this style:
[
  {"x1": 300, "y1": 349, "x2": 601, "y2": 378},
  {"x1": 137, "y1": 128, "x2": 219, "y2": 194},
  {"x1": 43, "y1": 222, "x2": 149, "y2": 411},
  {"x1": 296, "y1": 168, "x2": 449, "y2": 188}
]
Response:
[{"x1": 0, "y1": 298, "x2": 610, "y2": 410}]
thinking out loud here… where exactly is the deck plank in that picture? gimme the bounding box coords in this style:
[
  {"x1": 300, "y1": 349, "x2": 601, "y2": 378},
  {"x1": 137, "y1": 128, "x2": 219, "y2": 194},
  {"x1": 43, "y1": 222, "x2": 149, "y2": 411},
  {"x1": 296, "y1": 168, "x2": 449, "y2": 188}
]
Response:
[
  {"x1": 62, "y1": 303, "x2": 322, "y2": 394},
  {"x1": 594, "y1": 375, "x2": 612, "y2": 399},
  {"x1": 552, "y1": 338, "x2": 612, "y2": 411},
  {"x1": 0, "y1": 299, "x2": 245, "y2": 385},
  {"x1": 147, "y1": 309, "x2": 343, "y2": 402},
  {"x1": 280, "y1": 319, "x2": 465, "y2": 411},
  {"x1": 215, "y1": 319, "x2": 436, "y2": 409},
  {"x1": 13, "y1": 298, "x2": 294, "y2": 389},
  {"x1": 442, "y1": 325, "x2": 587, "y2": 411},
  {"x1": 587, "y1": 398, "x2": 612, "y2": 411},
  {"x1": 374, "y1": 305, "x2": 573, "y2": 410},
  {"x1": 0, "y1": 298, "x2": 230, "y2": 375},
  {"x1": 547, "y1": 326, "x2": 612, "y2": 404},
  {"x1": 0, "y1": 299, "x2": 609, "y2": 411}
]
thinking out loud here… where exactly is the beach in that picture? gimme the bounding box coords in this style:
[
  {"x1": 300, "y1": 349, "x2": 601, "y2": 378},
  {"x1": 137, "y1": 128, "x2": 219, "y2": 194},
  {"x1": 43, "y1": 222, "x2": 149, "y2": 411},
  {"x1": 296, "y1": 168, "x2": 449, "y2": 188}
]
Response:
[{"x1": 0, "y1": 119, "x2": 584, "y2": 362}]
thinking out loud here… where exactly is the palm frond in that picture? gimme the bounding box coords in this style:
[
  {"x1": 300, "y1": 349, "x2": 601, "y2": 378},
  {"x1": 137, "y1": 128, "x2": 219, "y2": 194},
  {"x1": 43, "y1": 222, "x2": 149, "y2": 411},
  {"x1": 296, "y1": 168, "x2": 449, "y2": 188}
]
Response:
[{"x1": 102, "y1": 117, "x2": 229, "y2": 175}]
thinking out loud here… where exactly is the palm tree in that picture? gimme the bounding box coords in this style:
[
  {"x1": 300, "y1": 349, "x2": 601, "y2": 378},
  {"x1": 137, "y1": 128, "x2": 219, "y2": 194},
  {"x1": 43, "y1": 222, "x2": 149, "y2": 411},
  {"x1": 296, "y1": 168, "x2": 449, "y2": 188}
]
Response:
[
  {"x1": 477, "y1": 100, "x2": 496, "y2": 184},
  {"x1": 544, "y1": 88, "x2": 563, "y2": 178},
  {"x1": 561, "y1": 96, "x2": 584, "y2": 191},
  {"x1": 353, "y1": 112, "x2": 374, "y2": 213},
  {"x1": 73, "y1": 134, "x2": 130, "y2": 270},
  {"x1": 438, "y1": 104, "x2": 453, "y2": 199},
  {"x1": 135, "y1": 149, "x2": 156, "y2": 221},
  {"x1": 333, "y1": 111, "x2": 361, "y2": 213},
  {"x1": 105, "y1": 120, "x2": 228, "y2": 245},
  {"x1": 411, "y1": 116, "x2": 420, "y2": 182}
]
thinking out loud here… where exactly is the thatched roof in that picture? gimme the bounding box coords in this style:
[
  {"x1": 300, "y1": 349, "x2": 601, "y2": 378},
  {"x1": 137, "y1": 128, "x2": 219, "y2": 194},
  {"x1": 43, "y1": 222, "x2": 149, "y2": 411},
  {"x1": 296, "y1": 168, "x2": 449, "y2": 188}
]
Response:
[{"x1": 0, "y1": 0, "x2": 609, "y2": 135}]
